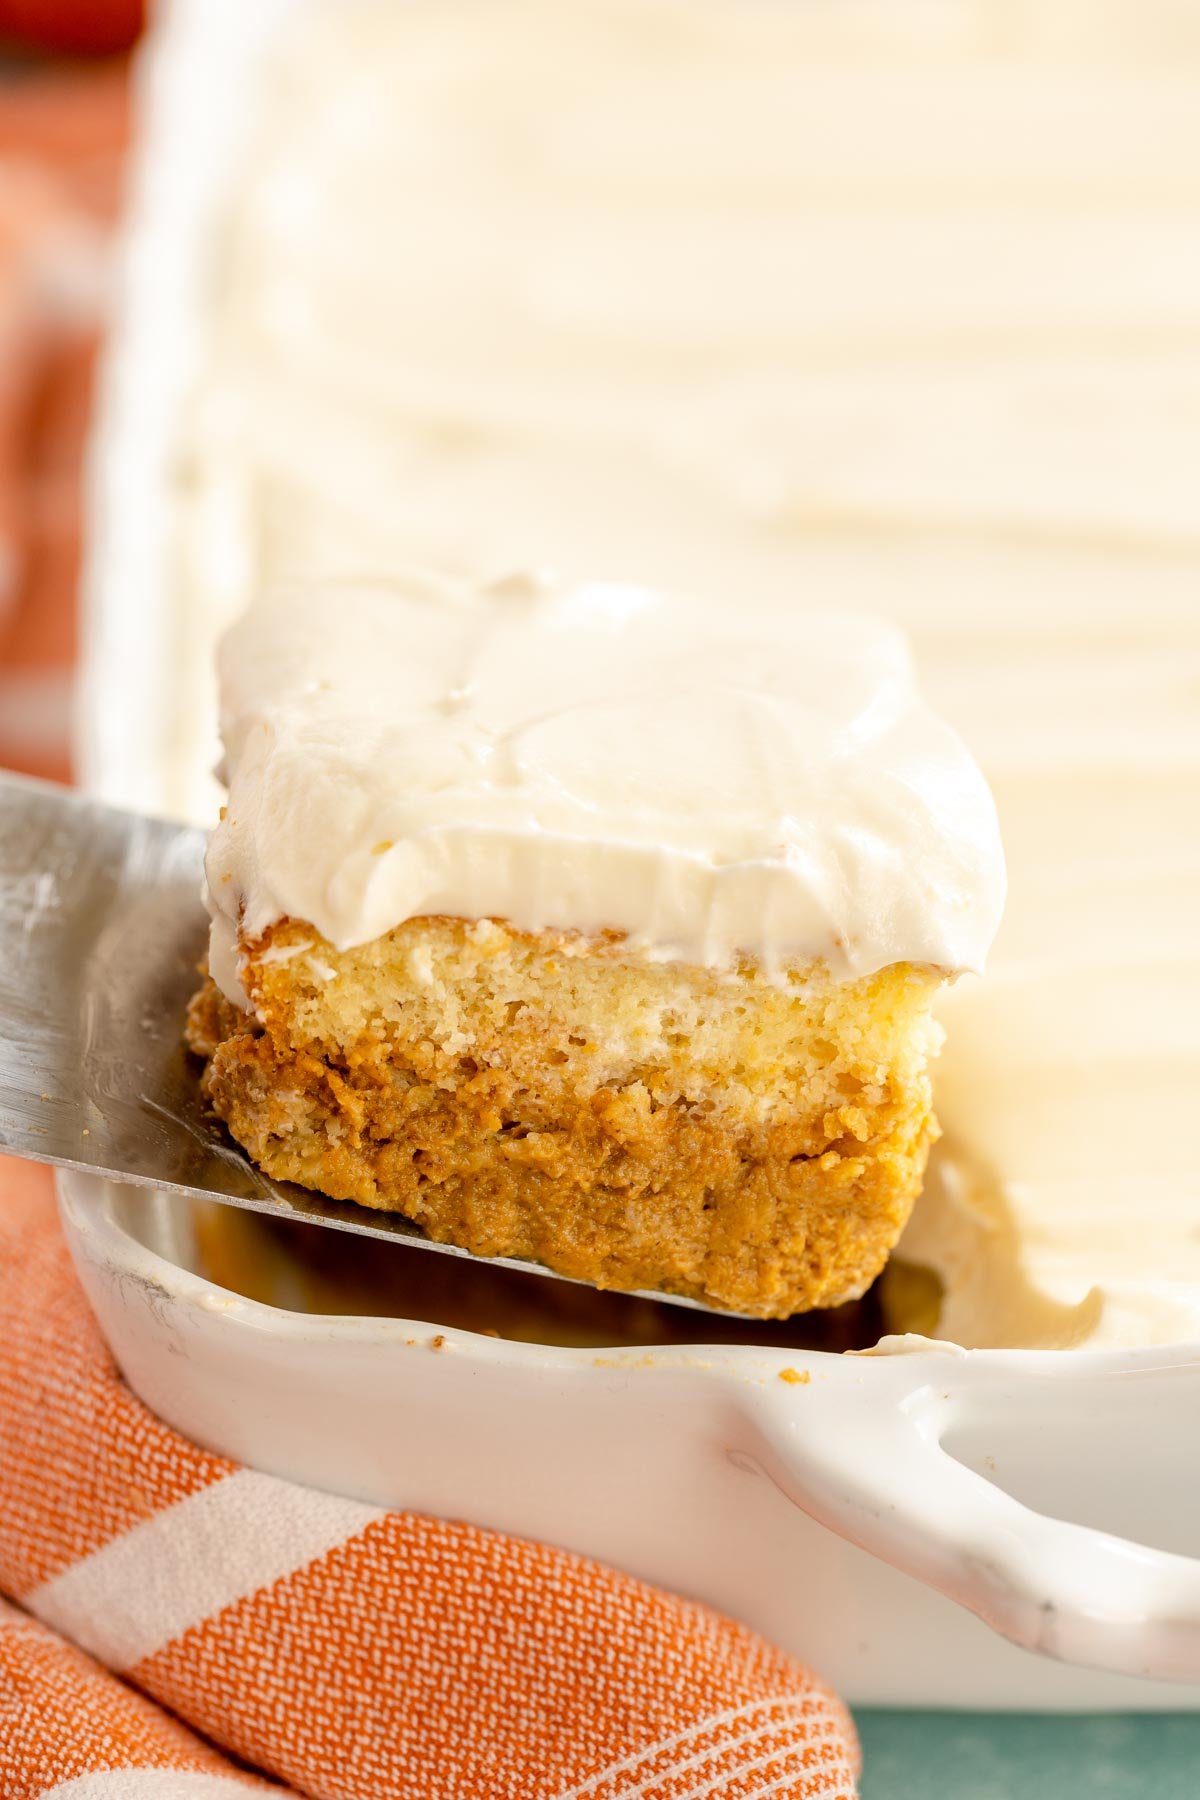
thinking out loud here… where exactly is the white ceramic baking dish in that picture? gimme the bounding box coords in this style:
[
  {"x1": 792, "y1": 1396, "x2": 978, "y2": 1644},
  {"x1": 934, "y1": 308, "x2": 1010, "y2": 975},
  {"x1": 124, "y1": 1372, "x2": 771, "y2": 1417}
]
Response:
[
  {"x1": 72, "y1": 0, "x2": 1200, "y2": 1710},
  {"x1": 57, "y1": 1171, "x2": 1200, "y2": 1709}
]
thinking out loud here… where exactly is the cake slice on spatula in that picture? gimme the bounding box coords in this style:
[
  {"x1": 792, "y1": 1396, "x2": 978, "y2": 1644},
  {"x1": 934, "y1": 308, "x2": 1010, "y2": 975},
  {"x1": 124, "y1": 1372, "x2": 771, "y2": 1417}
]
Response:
[{"x1": 189, "y1": 570, "x2": 1005, "y2": 1319}]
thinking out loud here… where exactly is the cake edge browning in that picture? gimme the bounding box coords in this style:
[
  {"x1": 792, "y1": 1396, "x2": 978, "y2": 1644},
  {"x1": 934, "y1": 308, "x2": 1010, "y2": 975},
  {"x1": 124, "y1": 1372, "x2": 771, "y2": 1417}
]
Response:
[{"x1": 186, "y1": 915, "x2": 943, "y2": 1320}]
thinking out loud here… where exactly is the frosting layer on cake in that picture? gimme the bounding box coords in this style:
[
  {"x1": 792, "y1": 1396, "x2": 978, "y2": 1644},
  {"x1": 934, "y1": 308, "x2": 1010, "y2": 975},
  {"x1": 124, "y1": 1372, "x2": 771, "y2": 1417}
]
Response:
[{"x1": 204, "y1": 572, "x2": 1005, "y2": 1002}]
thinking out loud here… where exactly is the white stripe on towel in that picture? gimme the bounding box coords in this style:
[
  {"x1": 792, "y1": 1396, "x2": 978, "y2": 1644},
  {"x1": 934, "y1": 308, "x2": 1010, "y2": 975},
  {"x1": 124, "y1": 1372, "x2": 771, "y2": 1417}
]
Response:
[
  {"x1": 549, "y1": 1694, "x2": 815, "y2": 1800},
  {"x1": 28, "y1": 1468, "x2": 385, "y2": 1671},
  {"x1": 45, "y1": 1773, "x2": 264, "y2": 1799}
]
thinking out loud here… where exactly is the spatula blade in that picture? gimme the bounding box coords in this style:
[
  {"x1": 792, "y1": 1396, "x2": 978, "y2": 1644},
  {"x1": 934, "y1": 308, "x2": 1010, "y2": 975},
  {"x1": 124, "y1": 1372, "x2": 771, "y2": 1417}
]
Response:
[{"x1": 0, "y1": 771, "x2": 741, "y2": 1315}]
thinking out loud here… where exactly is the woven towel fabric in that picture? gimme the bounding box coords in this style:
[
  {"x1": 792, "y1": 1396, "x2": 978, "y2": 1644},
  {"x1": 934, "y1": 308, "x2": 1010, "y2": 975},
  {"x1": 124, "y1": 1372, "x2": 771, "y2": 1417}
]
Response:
[
  {"x1": 0, "y1": 1597, "x2": 279, "y2": 1799},
  {"x1": 0, "y1": 1159, "x2": 860, "y2": 1798}
]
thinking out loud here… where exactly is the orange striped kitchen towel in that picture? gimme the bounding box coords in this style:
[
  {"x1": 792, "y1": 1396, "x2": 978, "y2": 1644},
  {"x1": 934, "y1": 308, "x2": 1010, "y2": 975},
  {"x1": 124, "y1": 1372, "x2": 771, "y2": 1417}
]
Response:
[
  {"x1": 0, "y1": 1599, "x2": 279, "y2": 1798},
  {"x1": 0, "y1": 1159, "x2": 861, "y2": 1799}
]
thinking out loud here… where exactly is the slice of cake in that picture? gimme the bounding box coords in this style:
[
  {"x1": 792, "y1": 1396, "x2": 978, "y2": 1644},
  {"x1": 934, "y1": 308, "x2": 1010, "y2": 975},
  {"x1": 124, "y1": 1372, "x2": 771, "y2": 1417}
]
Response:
[{"x1": 187, "y1": 571, "x2": 1005, "y2": 1318}]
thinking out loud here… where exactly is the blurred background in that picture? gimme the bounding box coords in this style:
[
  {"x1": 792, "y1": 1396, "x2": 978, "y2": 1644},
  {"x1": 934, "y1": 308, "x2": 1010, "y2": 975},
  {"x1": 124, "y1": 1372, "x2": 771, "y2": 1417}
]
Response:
[{"x1": 0, "y1": 0, "x2": 139, "y2": 780}]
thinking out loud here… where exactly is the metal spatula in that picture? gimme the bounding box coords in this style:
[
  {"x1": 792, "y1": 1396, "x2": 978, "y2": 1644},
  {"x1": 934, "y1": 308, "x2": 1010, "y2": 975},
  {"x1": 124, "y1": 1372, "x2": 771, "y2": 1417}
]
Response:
[{"x1": 0, "y1": 770, "x2": 731, "y2": 1312}]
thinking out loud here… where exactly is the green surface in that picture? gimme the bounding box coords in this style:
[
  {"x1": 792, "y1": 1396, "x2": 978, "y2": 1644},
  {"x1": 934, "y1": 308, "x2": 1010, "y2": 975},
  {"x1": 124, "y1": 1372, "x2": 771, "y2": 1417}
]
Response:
[{"x1": 856, "y1": 1711, "x2": 1200, "y2": 1799}]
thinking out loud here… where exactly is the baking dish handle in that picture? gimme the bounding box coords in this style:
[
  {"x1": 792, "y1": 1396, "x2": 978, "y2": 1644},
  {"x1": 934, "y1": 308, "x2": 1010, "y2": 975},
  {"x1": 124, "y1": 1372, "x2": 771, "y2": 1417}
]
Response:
[{"x1": 745, "y1": 1348, "x2": 1200, "y2": 1681}]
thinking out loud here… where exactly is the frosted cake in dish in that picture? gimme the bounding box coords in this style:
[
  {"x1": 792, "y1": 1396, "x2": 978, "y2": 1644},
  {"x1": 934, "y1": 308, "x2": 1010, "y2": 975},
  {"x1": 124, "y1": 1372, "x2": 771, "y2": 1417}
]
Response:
[{"x1": 187, "y1": 571, "x2": 1005, "y2": 1318}]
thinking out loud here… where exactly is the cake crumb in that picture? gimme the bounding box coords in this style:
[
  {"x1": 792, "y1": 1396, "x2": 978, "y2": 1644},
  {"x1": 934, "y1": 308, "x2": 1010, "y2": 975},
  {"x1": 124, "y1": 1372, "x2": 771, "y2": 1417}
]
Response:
[
  {"x1": 430, "y1": 1333, "x2": 446, "y2": 1350},
  {"x1": 778, "y1": 1366, "x2": 810, "y2": 1385}
]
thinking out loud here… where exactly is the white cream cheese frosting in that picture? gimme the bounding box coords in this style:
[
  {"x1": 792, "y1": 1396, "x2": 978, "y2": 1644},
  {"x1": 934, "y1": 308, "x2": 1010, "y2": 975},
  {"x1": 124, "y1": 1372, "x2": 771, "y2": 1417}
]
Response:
[{"x1": 203, "y1": 572, "x2": 1005, "y2": 1003}]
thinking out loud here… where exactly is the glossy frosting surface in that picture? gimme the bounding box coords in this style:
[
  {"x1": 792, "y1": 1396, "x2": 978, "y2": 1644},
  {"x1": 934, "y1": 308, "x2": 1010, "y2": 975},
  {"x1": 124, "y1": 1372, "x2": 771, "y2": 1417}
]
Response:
[
  {"x1": 156, "y1": 0, "x2": 1200, "y2": 1349},
  {"x1": 205, "y1": 572, "x2": 1004, "y2": 990}
]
